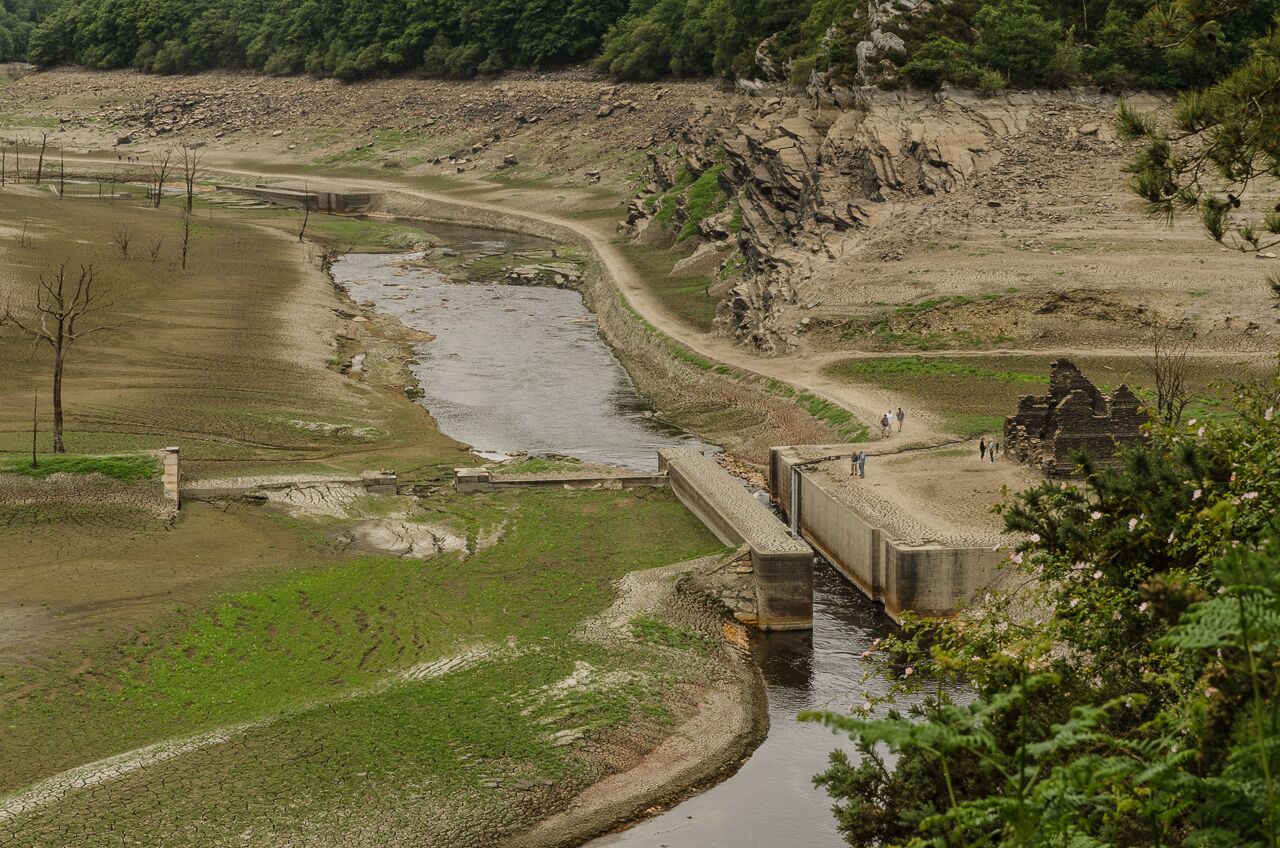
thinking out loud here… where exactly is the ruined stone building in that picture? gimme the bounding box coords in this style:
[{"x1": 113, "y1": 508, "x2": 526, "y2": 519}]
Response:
[{"x1": 1004, "y1": 359, "x2": 1147, "y2": 477}]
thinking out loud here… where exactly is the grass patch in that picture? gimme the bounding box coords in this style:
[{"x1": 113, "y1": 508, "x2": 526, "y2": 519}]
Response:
[
  {"x1": 619, "y1": 241, "x2": 717, "y2": 332},
  {"x1": 631, "y1": 615, "x2": 713, "y2": 653},
  {"x1": 825, "y1": 354, "x2": 1258, "y2": 438},
  {"x1": 0, "y1": 453, "x2": 158, "y2": 481},
  {"x1": 677, "y1": 165, "x2": 729, "y2": 241},
  {"x1": 1, "y1": 488, "x2": 722, "y2": 796}
]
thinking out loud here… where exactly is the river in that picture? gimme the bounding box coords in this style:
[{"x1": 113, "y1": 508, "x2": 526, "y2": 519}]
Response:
[{"x1": 330, "y1": 222, "x2": 898, "y2": 848}]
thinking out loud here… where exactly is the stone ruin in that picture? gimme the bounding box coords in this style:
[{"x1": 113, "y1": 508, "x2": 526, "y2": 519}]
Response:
[{"x1": 1004, "y1": 358, "x2": 1147, "y2": 477}]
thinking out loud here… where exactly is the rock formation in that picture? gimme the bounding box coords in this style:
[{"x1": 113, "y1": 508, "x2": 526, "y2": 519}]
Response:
[
  {"x1": 1004, "y1": 358, "x2": 1147, "y2": 477},
  {"x1": 622, "y1": 87, "x2": 1126, "y2": 353}
]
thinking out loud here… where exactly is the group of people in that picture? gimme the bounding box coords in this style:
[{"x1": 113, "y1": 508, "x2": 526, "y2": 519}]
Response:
[
  {"x1": 979, "y1": 436, "x2": 1000, "y2": 462},
  {"x1": 879, "y1": 407, "x2": 905, "y2": 437}
]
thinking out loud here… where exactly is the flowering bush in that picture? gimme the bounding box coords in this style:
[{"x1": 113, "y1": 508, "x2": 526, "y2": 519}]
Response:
[{"x1": 804, "y1": 374, "x2": 1280, "y2": 847}]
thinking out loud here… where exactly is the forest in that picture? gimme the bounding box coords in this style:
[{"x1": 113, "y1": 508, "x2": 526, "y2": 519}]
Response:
[{"x1": 8, "y1": 0, "x2": 1278, "y2": 89}]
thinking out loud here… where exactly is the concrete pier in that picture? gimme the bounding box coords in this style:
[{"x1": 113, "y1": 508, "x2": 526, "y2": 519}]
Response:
[
  {"x1": 162, "y1": 447, "x2": 180, "y2": 508},
  {"x1": 659, "y1": 448, "x2": 814, "y2": 630},
  {"x1": 770, "y1": 446, "x2": 1013, "y2": 622},
  {"x1": 215, "y1": 184, "x2": 380, "y2": 213}
]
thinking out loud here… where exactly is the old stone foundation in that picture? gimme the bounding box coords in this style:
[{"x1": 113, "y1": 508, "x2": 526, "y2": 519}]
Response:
[{"x1": 1004, "y1": 358, "x2": 1146, "y2": 477}]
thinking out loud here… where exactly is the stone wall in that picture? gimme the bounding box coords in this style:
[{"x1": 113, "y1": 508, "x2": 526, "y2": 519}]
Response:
[{"x1": 1004, "y1": 358, "x2": 1146, "y2": 477}]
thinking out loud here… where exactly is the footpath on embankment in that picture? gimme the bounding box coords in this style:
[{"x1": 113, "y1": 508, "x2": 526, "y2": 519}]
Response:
[{"x1": 61, "y1": 152, "x2": 934, "y2": 450}]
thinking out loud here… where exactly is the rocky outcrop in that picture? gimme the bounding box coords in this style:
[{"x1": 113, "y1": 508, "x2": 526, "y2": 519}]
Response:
[
  {"x1": 1004, "y1": 358, "x2": 1147, "y2": 477},
  {"x1": 623, "y1": 87, "x2": 1127, "y2": 352}
]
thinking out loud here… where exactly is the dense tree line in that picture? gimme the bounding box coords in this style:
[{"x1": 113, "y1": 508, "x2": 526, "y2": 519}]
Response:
[
  {"x1": 8, "y1": 0, "x2": 1277, "y2": 87},
  {"x1": 0, "y1": 0, "x2": 59, "y2": 62}
]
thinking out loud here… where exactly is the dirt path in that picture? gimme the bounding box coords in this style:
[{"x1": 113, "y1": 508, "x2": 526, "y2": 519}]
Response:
[{"x1": 59, "y1": 153, "x2": 947, "y2": 445}]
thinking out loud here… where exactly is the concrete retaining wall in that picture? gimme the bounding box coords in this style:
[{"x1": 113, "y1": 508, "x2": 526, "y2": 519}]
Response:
[
  {"x1": 771, "y1": 447, "x2": 1005, "y2": 622},
  {"x1": 454, "y1": 468, "x2": 667, "y2": 493},
  {"x1": 659, "y1": 448, "x2": 813, "y2": 630}
]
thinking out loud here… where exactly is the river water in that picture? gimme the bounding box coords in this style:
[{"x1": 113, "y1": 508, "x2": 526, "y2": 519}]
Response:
[
  {"x1": 331, "y1": 223, "x2": 898, "y2": 848},
  {"x1": 330, "y1": 227, "x2": 709, "y2": 471}
]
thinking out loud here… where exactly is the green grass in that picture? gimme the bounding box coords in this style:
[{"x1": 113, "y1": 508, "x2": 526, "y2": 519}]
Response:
[
  {"x1": 677, "y1": 165, "x2": 729, "y2": 241},
  {"x1": 631, "y1": 615, "x2": 713, "y2": 653},
  {"x1": 1, "y1": 488, "x2": 722, "y2": 797},
  {"x1": 940, "y1": 413, "x2": 1008, "y2": 439},
  {"x1": 619, "y1": 241, "x2": 718, "y2": 332},
  {"x1": 828, "y1": 356, "x2": 1047, "y2": 383},
  {"x1": 0, "y1": 453, "x2": 159, "y2": 481}
]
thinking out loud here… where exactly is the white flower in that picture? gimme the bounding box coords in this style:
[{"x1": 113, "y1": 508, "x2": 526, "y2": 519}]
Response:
[
  {"x1": 1069, "y1": 598, "x2": 1080, "y2": 607},
  {"x1": 1090, "y1": 511, "x2": 1102, "y2": 520},
  {"x1": 860, "y1": 650, "x2": 872, "y2": 658},
  {"x1": 1206, "y1": 687, "x2": 1218, "y2": 698},
  {"x1": 1193, "y1": 489, "x2": 1202, "y2": 501},
  {"x1": 903, "y1": 666, "x2": 914, "y2": 677},
  {"x1": 1138, "y1": 602, "x2": 1149, "y2": 613},
  {"x1": 1168, "y1": 532, "x2": 1175, "y2": 543},
  {"x1": 1266, "y1": 407, "x2": 1275, "y2": 422},
  {"x1": 1093, "y1": 570, "x2": 1103, "y2": 579},
  {"x1": 1011, "y1": 552, "x2": 1025, "y2": 564},
  {"x1": 1188, "y1": 418, "x2": 1197, "y2": 426},
  {"x1": 1029, "y1": 533, "x2": 1041, "y2": 543},
  {"x1": 1128, "y1": 517, "x2": 1138, "y2": 531},
  {"x1": 1197, "y1": 426, "x2": 1205, "y2": 437},
  {"x1": 1242, "y1": 491, "x2": 1259, "y2": 500}
]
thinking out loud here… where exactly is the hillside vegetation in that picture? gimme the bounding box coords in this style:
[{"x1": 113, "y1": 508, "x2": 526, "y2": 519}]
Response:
[{"x1": 17, "y1": 0, "x2": 1279, "y2": 88}]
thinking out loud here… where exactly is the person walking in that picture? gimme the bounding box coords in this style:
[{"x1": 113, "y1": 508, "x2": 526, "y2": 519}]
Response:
[
  {"x1": 979, "y1": 436, "x2": 988, "y2": 460},
  {"x1": 880, "y1": 413, "x2": 890, "y2": 437},
  {"x1": 896, "y1": 407, "x2": 905, "y2": 432},
  {"x1": 857, "y1": 450, "x2": 866, "y2": 478},
  {"x1": 989, "y1": 440, "x2": 998, "y2": 462}
]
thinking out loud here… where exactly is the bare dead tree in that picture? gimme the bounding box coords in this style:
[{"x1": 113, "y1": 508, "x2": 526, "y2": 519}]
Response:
[
  {"x1": 149, "y1": 148, "x2": 174, "y2": 208},
  {"x1": 31, "y1": 392, "x2": 38, "y2": 469},
  {"x1": 113, "y1": 227, "x2": 132, "y2": 259},
  {"x1": 179, "y1": 145, "x2": 202, "y2": 212},
  {"x1": 148, "y1": 235, "x2": 165, "y2": 262},
  {"x1": 58, "y1": 147, "x2": 65, "y2": 197},
  {"x1": 298, "y1": 192, "x2": 312, "y2": 242},
  {"x1": 1146, "y1": 332, "x2": 1193, "y2": 426},
  {"x1": 0, "y1": 264, "x2": 118, "y2": 453},
  {"x1": 180, "y1": 212, "x2": 192, "y2": 271},
  {"x1": 34, "y1": 132, "x2": 47, "y2": 185},
  {"x1": 18, "y1": 220, "x2": 32, "y2": 249},
  {"x1": 12, "y1": 140, "x2": 20, "y2": 182},
  {"x1": 108, "y1": 168, "x2": 117, "y2": 204}
]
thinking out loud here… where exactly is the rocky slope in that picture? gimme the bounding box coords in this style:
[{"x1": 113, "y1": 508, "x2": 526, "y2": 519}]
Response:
[{"x1": 624, "y1": 85, "x2": 1276, "y2": 355}]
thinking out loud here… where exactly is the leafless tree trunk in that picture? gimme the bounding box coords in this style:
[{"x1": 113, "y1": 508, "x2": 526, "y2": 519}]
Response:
[
  {"x1": 150, "y1": 148, "x2": 174, "y2": 208},
  {"x1": 180, "y1": 146, "x2": 202, "y2": 212},
  {"x1": 298, "y1": 184, "x2": 311, "y2": 242},
  {"x1": 34, "y1": 132, "x2": 47, "y2": 185},
  {"x1": 148, "y1": 236, "x2": 165, "y2": 262},
  {"x1": 0, "y1": 264, "x2": 118, "y2": 453},
  {"x1": 108, "y1": 168, "x2": 116, "y2": 204},
  {"x1": 58, "y1": 147, "x2": 65, "y2": 197},
  {"x1": 180, "y1": 213, "x2": 192, "y2": 271},
  {"x1": 31, "y1": 392, "x2": 38, "y2": 468},
  {"x1": 1146, "y1": 332, "x2": 1192, "y2": 426},
  {"x1": 13, "y1": 141, "x2": 20, "y2": 182}
]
